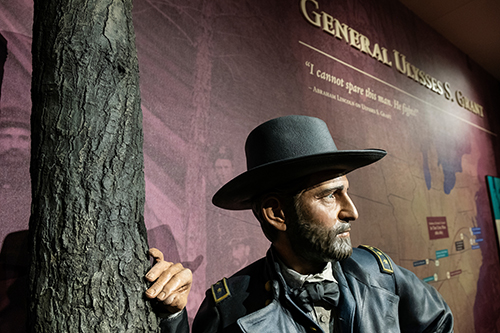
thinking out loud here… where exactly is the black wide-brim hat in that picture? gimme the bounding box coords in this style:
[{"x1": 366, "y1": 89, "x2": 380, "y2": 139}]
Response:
[{"x1": 212, "y1": 115, "x2": 386, "y2": 210}]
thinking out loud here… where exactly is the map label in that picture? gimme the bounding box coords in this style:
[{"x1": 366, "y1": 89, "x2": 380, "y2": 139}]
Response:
[
  {"x1": 436, "y1": 249, "x2": 449, "y2": 259},
  {"x1": 427, "y1": 216, "x2": 449, "y2": 240},
  {"x1": 413, "y1": 259, "x2": 427, "y2": 267},
  {"x1": 423, "y1": 276, "x2": 435, "y2": 283},
  {"x1": 471, "y1": 227, "x2": 481, "y2": 235}
]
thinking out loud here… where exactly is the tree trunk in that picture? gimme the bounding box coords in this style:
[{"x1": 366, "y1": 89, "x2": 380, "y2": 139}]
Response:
[{"x1": 29, "y1": 0, "x2": 158, "y2": 331}]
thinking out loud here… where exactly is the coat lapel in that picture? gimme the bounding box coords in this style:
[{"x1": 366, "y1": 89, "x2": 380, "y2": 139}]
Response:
[
  {"x1": 237, "y1": 299, "x2": 308, "y2": 333},
  {"x1": 337, "y1": 257, "x2": 401, "y2": 333},
  {"x1": 333, "y1": 261, "x2": 356, "y2": 333}
]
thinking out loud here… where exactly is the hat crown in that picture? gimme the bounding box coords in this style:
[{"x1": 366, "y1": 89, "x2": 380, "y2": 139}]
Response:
[
  {"x1": 245, "y1": 115, "x2": 337, "y2": 170},
  {"x1": 213, "y1": 115, "x2": 386, "y2": 210}
]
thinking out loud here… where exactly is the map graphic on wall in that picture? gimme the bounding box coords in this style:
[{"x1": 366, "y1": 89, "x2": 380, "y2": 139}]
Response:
[{"x1": 1, "y1": 0, "x2": 500, "y2": 332}]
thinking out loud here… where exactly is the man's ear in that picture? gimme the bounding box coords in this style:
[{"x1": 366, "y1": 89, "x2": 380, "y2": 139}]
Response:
[{"x1": 261, "y1": 196, "x2": 287, "y2": 232}]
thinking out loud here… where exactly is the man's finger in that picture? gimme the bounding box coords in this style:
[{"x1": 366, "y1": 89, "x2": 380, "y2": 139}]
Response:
[
  {"x1": 145, "y1": 263, "x2": 187, "y2": 299},
  {"x1": 157, "y1": 266, "x2": 192, "y2": 302},
  {"x1": 148, "y1": 248, "x2": 164, "y2": 262},
  {"x1": 160, "y1": 268, "x2": 193, "y2": 314},
  {"x1": 145, "y1": 259, "x2": 173, "y2": 283}
]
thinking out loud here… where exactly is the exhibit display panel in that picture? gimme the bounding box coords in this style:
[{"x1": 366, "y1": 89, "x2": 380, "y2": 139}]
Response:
[{"x1": 1, "y1": 0, "x2": 500, "y2": 331}]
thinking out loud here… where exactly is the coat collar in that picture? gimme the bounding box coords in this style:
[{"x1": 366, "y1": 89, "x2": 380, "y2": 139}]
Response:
[
  {"x1": 268, "y1": 247, "x2": 361, "y2": 332},
  {"x1": 237, "y1": 247, "x2": 326, "y2": 332},
  {"x1": 236, "y1": 247, "x2": 400, "y2": 333}
]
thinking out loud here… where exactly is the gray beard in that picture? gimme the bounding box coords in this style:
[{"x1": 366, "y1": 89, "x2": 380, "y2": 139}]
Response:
[{"x1": 286, "y1": 207, "x2": 353, "y2": 263}]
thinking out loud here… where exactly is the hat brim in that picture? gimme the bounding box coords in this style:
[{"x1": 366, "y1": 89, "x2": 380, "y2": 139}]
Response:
[{"x1": 212, "y1": 149, "x2": 387, "y2": 210}]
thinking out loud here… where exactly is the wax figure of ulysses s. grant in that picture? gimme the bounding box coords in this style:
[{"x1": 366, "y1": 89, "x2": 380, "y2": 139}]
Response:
[{"x1": 145, "y1": 115, "x2": 454, "y2": 333}]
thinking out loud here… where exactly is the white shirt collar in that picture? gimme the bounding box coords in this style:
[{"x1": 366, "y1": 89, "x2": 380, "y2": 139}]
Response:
[{"x1": 276, "y1": 257, "x2": 337, "y2": 289}]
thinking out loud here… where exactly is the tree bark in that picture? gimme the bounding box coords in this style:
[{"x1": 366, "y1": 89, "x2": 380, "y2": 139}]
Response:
[{"x1": 29, "y1": 0, "x2": 158, "y2": 331}]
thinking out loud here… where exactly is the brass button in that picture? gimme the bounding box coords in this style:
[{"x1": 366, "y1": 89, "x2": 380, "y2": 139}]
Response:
[
  {"x1": 264, "y1": 299, "x2": 272, "y2": 306},
  {"x1": 265, "y1": 280, "x2": 272, "y2": 292}
]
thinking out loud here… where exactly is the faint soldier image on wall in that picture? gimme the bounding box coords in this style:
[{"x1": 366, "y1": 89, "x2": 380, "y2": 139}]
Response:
[
  {"x1": 208, "y1": 146, "x2": 234, "y2": 194},
  {"x1": 0, "y1": 107, "x2": 30, "y2": 173},
  {"x1": 206, "y1": 146, "x2": 240, "y2": 285},
  {"x1": 205, "y1": 145, "x2": 268, "y2": 286},
  {"x1": 0, "y1": 106, "x2": 31, "y2": 332},
  {"x1": 228, "y1": 237, "x2": 257, "y2": 272},
  {"x1": 0, "y1": 106, "x2": 31, "y2": 237}
]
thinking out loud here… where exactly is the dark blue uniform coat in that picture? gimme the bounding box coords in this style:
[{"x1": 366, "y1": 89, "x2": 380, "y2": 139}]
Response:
[{"x1": 161, "y1": 247, "x2": 453, "y2": 333}]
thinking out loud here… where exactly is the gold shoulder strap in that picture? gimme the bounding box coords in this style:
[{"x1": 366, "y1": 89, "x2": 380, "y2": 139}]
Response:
[
  {"x1": 211, "y1": 277, "x2": 231, "y2": 303},
  {"x1": 359, "y1": 245, "x2": 394, "y2": 274}
]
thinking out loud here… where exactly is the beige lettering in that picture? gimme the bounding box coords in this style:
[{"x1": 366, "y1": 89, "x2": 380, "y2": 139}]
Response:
[
  {"x1": 300, "y1": 0, "x2": 321, "y2": 27},
  {"x1": 349, "y1": 28, "x2": 361, "y2": 50}
]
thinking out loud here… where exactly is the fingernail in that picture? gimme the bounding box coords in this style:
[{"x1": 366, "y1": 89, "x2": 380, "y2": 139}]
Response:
[
  {"x1": 166, "y1": 295, "x2": 175, "y2": 304},
  {"x1": 159, "y1": 292, "x2": 166, "y2": 300},
  {"x1": 146, "y1": 288, "x2": 155, "y2": 295}
]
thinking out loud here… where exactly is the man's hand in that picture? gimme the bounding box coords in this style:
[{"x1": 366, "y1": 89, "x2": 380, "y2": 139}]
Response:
[{"x1": 145, "y1": 248, "x2": 193, "y2": 314}]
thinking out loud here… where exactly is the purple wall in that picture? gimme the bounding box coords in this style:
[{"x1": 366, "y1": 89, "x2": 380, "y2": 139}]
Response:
[{"x1": 1, "y1": 0, "x2": 499, "y2": 331}]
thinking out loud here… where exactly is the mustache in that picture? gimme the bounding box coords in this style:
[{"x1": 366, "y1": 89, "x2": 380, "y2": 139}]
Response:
[{"x1": 335, "y1": 222, "x2": 351, "y2": 235}]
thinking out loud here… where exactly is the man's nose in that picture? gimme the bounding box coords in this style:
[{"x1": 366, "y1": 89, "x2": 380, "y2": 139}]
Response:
[{"x1": 339, "y1": 194, "x2": 359, "y2": 222}]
